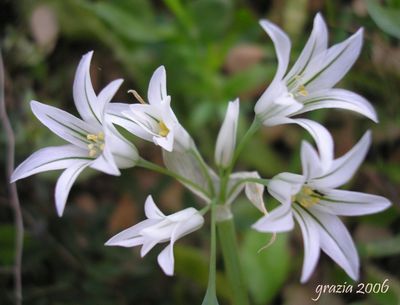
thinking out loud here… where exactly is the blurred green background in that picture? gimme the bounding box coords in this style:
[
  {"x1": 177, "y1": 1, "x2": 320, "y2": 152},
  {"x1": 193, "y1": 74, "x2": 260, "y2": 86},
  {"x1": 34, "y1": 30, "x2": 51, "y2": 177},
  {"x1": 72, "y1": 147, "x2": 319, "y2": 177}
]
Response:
[{"x1": 1, "y1": 0, "x2": 399, "y2": 304}]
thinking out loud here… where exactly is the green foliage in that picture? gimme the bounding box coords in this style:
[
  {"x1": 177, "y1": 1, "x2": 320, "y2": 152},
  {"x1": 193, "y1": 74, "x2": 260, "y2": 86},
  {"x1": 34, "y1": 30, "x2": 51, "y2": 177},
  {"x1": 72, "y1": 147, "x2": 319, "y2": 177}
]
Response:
[
  {"x1": 366, "y1": 0, "x2": 400, "y2": 39},
  {"x1": 240, "y1": 230, "x2": 291, "y2": 305}
]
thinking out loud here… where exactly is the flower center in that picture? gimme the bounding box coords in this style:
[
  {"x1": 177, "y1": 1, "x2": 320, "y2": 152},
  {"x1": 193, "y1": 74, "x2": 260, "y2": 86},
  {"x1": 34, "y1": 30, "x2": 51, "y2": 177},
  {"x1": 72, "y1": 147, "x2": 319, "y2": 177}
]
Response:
[
  {"x1": 158, "y1": 121, "x2": 170, "y2": 137},
  {"x1": 287, "y1": 75, "x2": 309, "y2": 97},
  {"x1": 293, "y1": 186, "x2": 321, "y2": 208},
  {"x1": 86, "y1": 132, "x2": 105, "y2": 157}
]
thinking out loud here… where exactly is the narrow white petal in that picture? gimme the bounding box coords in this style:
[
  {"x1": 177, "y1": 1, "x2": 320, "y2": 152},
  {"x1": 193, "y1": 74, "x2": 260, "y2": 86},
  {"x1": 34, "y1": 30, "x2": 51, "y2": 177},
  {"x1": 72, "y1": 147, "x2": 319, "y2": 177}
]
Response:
[
  {"x1": 31, "y1": 101, "x2": 95, "y2": 149},
  {"x1": 267, "y1": 179, "x2": 292, "y2": 204},
  {"x1": 90, "y1": 144, "x2": 120, "y2": 176},
  {"x1": 244, "y1": 172, "x2": 267, "y2": 214},
  {"x1": 109, "y1": 236, "x2": 144, "y2": 248},
  {"x1": 252, "y1": 202, "x2": 294, "y2": 232},
  {"x1": 314, "y1": 189, "x2": 391, "y2": 216},
  {"x1": 55, "y1": 160, "x2": 89, "y2": 216},
  {"x1": 105, "y1": 121, "x2": 139, "y2": 169},
  {"x1": 105, "y1": 219, "x2": 158, "y2": 246},
  {"x1": 303, "y1": 28, "x2": 364, "y2": 91},
  {"x1": 148, "y1": 66, "x2": 168, "y2": 105},
  {"x1": 144, "y1": 195, "x2": 165, "y2": 219},
  {"x1": 255, "y1": 18, "x2": 292, "y2": 118},
  {"x1": 292, "y1": 118, "x2": 334, "y2": 172},
  {"x1": 268, "y1": 173, "x2": 304, "y2": 203},
  {"x1": 157, "y1": 243, "x2": 174, "y2": 276},
  {"x1": 11, "y1": 145, "x2": 89, "y2": 182},
  {"x1": 313, "y1": 131, "x2": 371, "y2": 188},
  {"x1": 108, "y1": 103, "x2": 153, "y2": 141},
  {"x1": 292, "y1": 205, "x2": 321, "y2": 283},
  {"x1": 97, "y1": 79, "x2": 123, "y2": 117},
  {"x1": 300, "y1": 141, "x2": 324, "y2": 181},
  {"x1": 141, "y1": 240, "x2": 159, "y2": 257},
  {"x1": 215, "y1": 99, "x2": 240, "y2": 168},
  {"x1": 309, "y1": 208, "x2": 359, "y2": 280},
  {"x1": 153, "y1": 130, "x2": 174, "y2": 152},
  {"x1": 295, "y1": 89, "x2": 378, "y2": 122},
  {"x1": 285, "y1": 13, "x2": 328, "y2": 81},
  {"x1": 259, "y1": 19, "x2": 291, "y2": 81},
  {"x1": 73, "y1": 51, "x2": 102, "y2": 124}
]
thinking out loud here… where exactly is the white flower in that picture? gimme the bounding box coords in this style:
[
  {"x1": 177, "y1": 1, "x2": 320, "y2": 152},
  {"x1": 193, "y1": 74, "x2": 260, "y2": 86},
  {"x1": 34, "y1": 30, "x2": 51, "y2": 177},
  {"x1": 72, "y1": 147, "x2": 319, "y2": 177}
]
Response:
[
  {"x1": 109, "y1": 66, "x2": 192, "y2": 152},
  {"x1": 252, "y1": 131, "x2": 391, "y2": 282},
  {"x1": 215, "y1": 99, "x2": 240, "y2": 168},
  {"x1": 254, "y1": 13, "x2": 377, "y2": 169},
  {"x1": 105, "y1": 195, "x2": 204, "y2": 276},
  {"x1": 11, "y1": 51, "x2": 138, "y2": 216}
]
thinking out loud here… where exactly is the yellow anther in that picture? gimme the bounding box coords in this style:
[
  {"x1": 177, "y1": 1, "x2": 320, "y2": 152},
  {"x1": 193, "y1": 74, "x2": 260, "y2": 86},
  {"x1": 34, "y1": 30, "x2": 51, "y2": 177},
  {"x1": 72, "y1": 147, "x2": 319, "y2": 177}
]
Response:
[
  {"x1": 89, "y1": 149, "x2": 97, "y2": 158},
  {"x1": 297, "y1": 84, "x2": 308, "y2": 97},
  {"x1": 158, "y1": 121, "x2": 170, "y2": 137},
  {"x1": 87, "y1": 134, "x2": 98, "y2": 141},
  {"x1": 86, "y1": 132, "x2": 105, "y2": 157},
  {"x1": 293, "y1": 186, "x2": 320, "y2": 208},
  {"x1": 128, "y1": 89, "x2": 147, "y2": 104},
  {"x1": 97, "y1": 132, "x2": 104, "y2": 141}
]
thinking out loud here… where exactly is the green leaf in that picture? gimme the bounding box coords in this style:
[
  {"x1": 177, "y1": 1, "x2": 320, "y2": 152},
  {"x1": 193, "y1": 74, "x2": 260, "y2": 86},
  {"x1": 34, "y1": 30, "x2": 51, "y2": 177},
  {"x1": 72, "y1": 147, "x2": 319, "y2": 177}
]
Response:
[
  {"x1": 358, "y1": 234, "x2": 400, "y2": 258},
  {"x1": 240, "y1": 230, "x2": 291, "y2": 305},
  {"x1": 92, "y1": 2, "x2": 173, "y2": 43},
  {"x1": 366, "y1": 0, "x2": 400, "y2": 39}
]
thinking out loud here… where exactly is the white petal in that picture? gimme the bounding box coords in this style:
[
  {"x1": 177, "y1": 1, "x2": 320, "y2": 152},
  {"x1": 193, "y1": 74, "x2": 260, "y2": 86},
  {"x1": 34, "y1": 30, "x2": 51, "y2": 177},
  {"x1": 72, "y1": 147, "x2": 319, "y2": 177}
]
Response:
[
  {"x1": 295, "y1": 89, "x2": 378, "y2": 122},
  {"x1": 55, "y1": 160, "x2": 89, "y2": 216},
  {"x1": 255, "y1": 18, "x2": 292, "y2": 118},
  {"x1": 157, "y1": 243, "x2": 174, "y2": 276},
  {"x1": 270, "y1": 172, "x2": 305, "y2": 198},
  {"x1": 97, "y1": 79, "x2": 123, "y2": 116},
  {"x1": 141, "y1": 239, "x2": 159, "y2": 257},
  {"x1": 31, "y1": 101, "x2": 95, "y2": 149},
  {"x1": 110, "y1": 236, "x2": 144, "y2": 248},
  {"x1": 106, "y1": 103, "x2": 151, "y2": 141},
  {"x1": 252, "y1": 202, "x2": 294, "y2": 232},
  {"x1": 292, "y1": 205, "x2": 321, "y2": 283},
  {"x1": 285, "y1": 13, "x2": 328, "y2": 81},
  {"x1": 309, "y1": 208, "x2": 359, "y2": 280},
  {"x1": 153, "y1": 130, "x2": 174, "y2": 152},
  {"x1": 215, "y1": 99, "x2": 240, "y2": 168},
  {"x1": 11, "y1": 145, "x2": 89, "y2": 182},
  {"x1": 148, "y1": 66, "x2": 168, "y2": 105},
  {"x1": 314, "y1": 189, "x2": 391, "y2": 216},
  {"x1": 303, "y1": 28, "x2": 364, "y2": 91},
  {"x1": 313, "y1": 131, "x2": 370, "y2": 188},
  {"x1": 105, "y1": 122, "x2": 139, "y2": 169},
  {"x1": 90, "y1": 144, "x2": 120, "y2": 176},
  {"x1": 259, "y1": 19, "x2": 291, "y2": 82},
  {"x1": 73, "y1": 51, "x2": 103, "y2": 124},
  {"x1": 105, "y1": 219, "x2": 158, "y2": 246},
  {"x1": 292, "y1": 118, "x2": 334, "y2": 172},
  {"x1": 144, "y1": 195, "x2": 165, "y2": 219},
  {"x1": 244, "y1": 172, "x2": 267, "y2": 214},
  {"x1": 300, "y1": 141, "x2": 324, "y2": 181}
]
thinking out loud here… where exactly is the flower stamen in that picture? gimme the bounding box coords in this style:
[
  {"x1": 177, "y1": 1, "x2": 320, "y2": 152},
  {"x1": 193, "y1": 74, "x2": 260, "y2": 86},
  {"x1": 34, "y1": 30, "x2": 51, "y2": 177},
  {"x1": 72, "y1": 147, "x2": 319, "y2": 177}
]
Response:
[
  {"x1": 128, "y1": 89, "x2": 147, "y2": 104},
  {"x1": 293, "y1": 186, "x2": 321, "y2": 208},
  {"x1": 158, "y1": 121, "x2": 170, "y2": 137},
  {"x1": 86, "y1": 132, "x2": 105, "y2": 157}
]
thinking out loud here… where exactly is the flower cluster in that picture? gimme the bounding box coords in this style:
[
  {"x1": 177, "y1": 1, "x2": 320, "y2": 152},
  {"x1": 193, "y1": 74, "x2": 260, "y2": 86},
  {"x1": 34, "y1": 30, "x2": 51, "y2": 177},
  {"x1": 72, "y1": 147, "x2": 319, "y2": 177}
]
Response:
[{"x1": 12, "y1": 13, "x2": 391, "y2": 285}]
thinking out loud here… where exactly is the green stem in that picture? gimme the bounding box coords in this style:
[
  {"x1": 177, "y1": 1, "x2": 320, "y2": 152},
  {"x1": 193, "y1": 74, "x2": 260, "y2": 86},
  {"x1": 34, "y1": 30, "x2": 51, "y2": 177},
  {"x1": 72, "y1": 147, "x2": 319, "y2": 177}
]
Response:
[
  {"x1": 201, "y1": 201, "x2": 219, "y2": 305},
  {"x1": 217, "y1": 218, "x2": 249, "y2": 305},
  {"x1": 137, "y1": 158, "x2": 209, "y2": 199}
]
